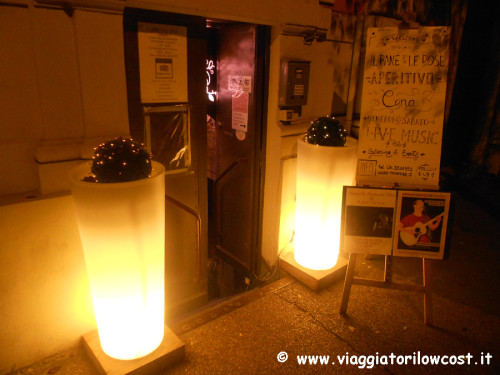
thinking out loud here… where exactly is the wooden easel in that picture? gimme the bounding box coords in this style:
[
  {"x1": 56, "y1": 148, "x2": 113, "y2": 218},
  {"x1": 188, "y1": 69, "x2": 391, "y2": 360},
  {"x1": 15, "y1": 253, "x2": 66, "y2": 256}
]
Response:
[{"x1": 339, "y1": 253, "x2": 434, "y2": 325}]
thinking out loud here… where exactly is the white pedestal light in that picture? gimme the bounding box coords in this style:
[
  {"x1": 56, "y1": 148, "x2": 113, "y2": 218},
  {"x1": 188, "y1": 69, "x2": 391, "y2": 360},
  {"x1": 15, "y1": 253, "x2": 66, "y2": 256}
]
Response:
[
  {"x1": 70, "y1": 138, "x2": 184, "y2": 374},
  {"x1": 70, "y1": 160, "x2": 166, "y2": 360},
  {"x1": 294, "y1": 135, "x2": 358, "y2": 270}
]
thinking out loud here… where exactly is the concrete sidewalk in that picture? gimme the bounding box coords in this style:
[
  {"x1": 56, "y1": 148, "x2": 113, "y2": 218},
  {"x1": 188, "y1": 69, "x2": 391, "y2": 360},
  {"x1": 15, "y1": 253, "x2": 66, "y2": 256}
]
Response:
[{"x1": 9, "y1": 196, "x2": 500, "y2": 374}]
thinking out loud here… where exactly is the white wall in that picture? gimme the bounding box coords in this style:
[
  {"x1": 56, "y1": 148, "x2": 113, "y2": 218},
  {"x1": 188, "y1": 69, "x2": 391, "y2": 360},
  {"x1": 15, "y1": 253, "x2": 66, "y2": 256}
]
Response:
[
  {"x1": 0, "y1": 3, "x2": 129, "y2": 371},
  {"x1": 0, "y1": 196, "x2": 96, "y2": 374},
  {"x1": 261, "y1": 29, "x2": 356, "y2": 265},
  {"x1": 0, "y1": 4, "x2": 129, "y2": 198},
  {"x1": 126, "y1": 0, "x2": 331, "y2": 27},
  {"x1": 0, "y1": 5, "x2": 43, "y2": 195}
]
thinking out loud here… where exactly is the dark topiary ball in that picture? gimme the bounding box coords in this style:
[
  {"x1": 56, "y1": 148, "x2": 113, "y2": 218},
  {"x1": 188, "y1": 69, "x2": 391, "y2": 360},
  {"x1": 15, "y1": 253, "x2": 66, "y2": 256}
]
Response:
[
  {"x1": 305, "y1": 116, "x2": 347, "y2": 147},
  {"x1": 87, "y1": 137, "x2": 152, "y2": 183}
]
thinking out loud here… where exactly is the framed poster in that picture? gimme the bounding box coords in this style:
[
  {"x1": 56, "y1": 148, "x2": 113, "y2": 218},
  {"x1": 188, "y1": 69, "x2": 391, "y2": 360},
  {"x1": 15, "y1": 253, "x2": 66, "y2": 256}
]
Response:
[
  {"x1": 138, "y1": 22, "x2": 188, "y2": 103},
  {"x1": 393, "y1": 190, "x2": 451, "y2": 259},
  {"x1": 356, "y1": 27, "x2": 450, "y2": 189},
  {"x1": 342, "y1": 187, "x2": 397, "y2": 255}
]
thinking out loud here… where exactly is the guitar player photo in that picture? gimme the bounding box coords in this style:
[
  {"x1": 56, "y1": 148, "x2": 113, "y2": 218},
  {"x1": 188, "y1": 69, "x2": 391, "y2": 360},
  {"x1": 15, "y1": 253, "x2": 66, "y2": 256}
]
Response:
[{"x1": 394, "y1": 191, "x2": 451, "y2": 259}]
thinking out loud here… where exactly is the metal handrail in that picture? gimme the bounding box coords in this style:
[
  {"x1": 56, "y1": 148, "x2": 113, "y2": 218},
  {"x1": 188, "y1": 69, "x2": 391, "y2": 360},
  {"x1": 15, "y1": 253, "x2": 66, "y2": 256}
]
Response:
[{"x1": 165, "y1": 194, "x2": 202, "y2": 281}]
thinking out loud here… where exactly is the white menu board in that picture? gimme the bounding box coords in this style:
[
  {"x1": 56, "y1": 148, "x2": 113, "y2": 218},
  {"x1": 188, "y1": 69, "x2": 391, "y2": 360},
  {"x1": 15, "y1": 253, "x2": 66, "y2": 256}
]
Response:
[{"x1": 356, "y1": 27, "x2": 450, "y2": 189}]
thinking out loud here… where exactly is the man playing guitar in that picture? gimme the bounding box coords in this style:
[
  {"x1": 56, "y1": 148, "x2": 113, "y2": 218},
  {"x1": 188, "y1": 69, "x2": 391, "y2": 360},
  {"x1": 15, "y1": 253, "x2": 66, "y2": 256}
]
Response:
[{"x1": 399, "y1": 199, "x2": 443, "y2": 246}]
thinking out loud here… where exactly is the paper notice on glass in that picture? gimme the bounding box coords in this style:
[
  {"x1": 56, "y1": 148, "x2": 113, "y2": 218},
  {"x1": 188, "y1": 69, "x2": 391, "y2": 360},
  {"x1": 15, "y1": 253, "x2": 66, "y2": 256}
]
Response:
[
  {"x1": 232, "y1": 92, "x2": 249, "y2": 133},
  {"x1": 228, "y1": 75, "x2": 252, "y2": 93},
  {"x1": 356, "y1": 27, "x2": 450, "y2": 189},
  {"x1": 138, "y1": 22, "x2": 188, "y2": 103},
  {"x1": 342, "y1": 187, "x2": 397, "y2": 255}
]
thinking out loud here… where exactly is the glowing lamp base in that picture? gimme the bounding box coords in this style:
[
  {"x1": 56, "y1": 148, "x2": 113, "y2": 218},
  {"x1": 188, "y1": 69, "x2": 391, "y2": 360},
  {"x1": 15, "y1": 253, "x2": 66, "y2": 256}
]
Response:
[
  {"x1": 280, "y1": 250, "x2": 348, "y2": 291},
  {"x1": 82, "y1": 326, "x2": 184, "y2": 375}
]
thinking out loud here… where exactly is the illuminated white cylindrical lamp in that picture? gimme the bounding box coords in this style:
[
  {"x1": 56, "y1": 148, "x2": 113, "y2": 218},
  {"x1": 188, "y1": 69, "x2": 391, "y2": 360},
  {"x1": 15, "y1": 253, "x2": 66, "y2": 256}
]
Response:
[
  {"x1": 294, "y1": 132, "x2": 358, "y2": 270},
  {"x1": 70, "y1": 160, "x2": 165, "y2": 360}
]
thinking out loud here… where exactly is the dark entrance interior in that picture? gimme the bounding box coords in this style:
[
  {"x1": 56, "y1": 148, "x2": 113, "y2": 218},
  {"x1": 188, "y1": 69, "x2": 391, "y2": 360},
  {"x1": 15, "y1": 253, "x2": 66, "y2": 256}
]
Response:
[{"x1": 206, "y1": 20, "x2": 269, "y2": 300}]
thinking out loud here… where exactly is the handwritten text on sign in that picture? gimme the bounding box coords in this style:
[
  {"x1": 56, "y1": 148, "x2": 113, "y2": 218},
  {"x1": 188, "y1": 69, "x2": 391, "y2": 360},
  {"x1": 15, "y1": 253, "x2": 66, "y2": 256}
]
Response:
[{"x1": 356, "y1": 27, "x2": 450, "y2": 188}]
